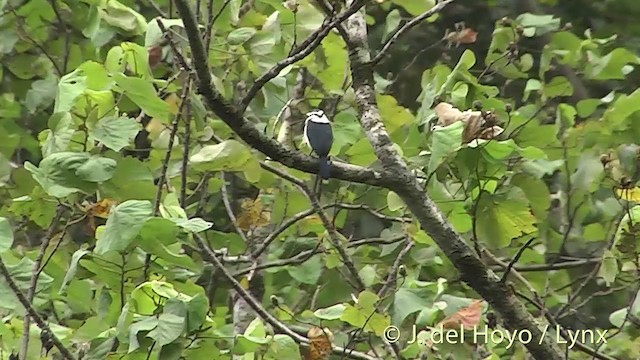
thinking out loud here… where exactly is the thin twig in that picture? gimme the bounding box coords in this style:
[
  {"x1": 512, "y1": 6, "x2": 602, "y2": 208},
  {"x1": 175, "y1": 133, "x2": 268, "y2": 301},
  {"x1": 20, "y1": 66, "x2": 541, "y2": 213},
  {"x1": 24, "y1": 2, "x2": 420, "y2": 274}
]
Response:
[
  {"x1": 156, "y1": 18, "x2": 191, "y2": 71},
  {"x1": 239, "y1": 0, "x2": 369, "y2": 110},
  {"x1": 144, "y1": 80, "x2": 192, "y2": 279},
  {"x1": 220, "y1": 172, "x2": 250, "y2": 244},
  {"x1": 251, "y1": 207, "x2": 315, "y2": 258},
  {"x1": 371, "y1": 0, "x2": 455, "y2": 65},
  {"x1": 193, "y1": 233, "x2": 376, "y2": 360},
  {"x1": 261, "y1": 163, "x2": 366, "y2": 291},
  {"x1": 376, "y1": 239, "x2": 413, "y2": 299},
  {"x1": 180, "y1": 78, "x2": 193, "y2": 207},
  {"x1": 20, "y1": 207, "x2": 65, "y2": 360},
  {"x1": 174, "y1": 0, "x2": 390, "y2": 187},
  {"x1": 0, "y1": 258, "x2": 76, "y2": 360},
  {"x1": 500, "y1": 237, "x2": 536, "y2": 283}
]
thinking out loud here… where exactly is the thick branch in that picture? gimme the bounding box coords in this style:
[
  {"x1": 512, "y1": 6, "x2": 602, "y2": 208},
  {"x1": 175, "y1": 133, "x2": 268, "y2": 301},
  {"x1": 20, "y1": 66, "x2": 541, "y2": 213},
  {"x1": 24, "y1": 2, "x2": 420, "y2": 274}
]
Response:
[
  {"x1": 173, "y1": 0, "x2": 390, "y2": 188},
  {"x1": 340, "y1": 2, "x2": 564, "y2": 359}
]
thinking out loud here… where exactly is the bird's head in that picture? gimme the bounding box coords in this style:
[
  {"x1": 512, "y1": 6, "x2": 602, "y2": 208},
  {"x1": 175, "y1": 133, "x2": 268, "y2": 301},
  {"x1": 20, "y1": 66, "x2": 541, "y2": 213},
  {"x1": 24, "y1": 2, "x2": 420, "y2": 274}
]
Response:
[{"x1": 306, "y1": 109, "x2": 330, "y2": 124}]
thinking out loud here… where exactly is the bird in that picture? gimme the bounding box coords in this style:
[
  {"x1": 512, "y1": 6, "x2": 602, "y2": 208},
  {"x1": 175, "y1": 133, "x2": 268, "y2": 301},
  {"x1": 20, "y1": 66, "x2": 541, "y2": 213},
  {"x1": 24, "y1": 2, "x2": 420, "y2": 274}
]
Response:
[{"x1": 303, "y1": 109, "x2": 333, "y2": 180}]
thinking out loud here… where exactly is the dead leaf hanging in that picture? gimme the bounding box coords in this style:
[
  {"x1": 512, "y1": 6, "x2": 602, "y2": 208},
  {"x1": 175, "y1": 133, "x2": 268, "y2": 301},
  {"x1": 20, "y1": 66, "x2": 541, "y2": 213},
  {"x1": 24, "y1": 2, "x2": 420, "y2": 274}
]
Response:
[
  {"x1": 438, "y1": 299, "x2": 485, "y2": 329},
  {"x1": 303, "y1": 327, "x2": 334, "y2": 360},
  {"x1": 434, "y1": 102, "x2": 504, "y2": 143}
]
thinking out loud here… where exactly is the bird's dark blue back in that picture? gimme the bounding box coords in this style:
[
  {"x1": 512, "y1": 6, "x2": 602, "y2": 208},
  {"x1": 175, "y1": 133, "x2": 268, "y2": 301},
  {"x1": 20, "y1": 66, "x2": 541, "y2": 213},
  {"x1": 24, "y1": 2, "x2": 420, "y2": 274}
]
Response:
[{"x1": 306, "y1": 121, "x2": 333, "y2": 157}]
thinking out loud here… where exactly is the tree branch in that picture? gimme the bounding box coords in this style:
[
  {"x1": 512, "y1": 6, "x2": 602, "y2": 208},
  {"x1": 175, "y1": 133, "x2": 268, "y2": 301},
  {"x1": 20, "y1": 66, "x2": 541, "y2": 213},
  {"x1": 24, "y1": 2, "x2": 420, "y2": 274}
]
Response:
[
  {"x1": 260, "y1": 163, "x2": 366, "y2": 291},
  {"x1": 339, "y1": 1, "x2": 564, "y2": 359},
  {"x1": 193, "y1": 233, "x2": 378, "y2": 360},
  {"x1": 371, "y1": 0, "x2": 455, "y2": 65},
  {"x1": 0, "y1": 257, "x2": 76, "y2": 360},
  {"x1": 173, "y1": 0, "x2": 391, "y2": 188},
  {"x1": 20, "y1": 206, "x2": 65, "y2": 360},
  {"x1": 238, "y1": 0, "x2": 368, "y2": 110}
]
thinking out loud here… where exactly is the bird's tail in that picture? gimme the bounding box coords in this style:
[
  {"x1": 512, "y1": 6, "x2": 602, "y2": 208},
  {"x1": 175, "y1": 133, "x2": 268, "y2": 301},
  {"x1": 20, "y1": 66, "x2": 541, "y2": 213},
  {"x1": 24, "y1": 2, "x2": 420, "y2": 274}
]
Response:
[{"x1": 318, "y1": 156, "x2": 331, "y2": 180}]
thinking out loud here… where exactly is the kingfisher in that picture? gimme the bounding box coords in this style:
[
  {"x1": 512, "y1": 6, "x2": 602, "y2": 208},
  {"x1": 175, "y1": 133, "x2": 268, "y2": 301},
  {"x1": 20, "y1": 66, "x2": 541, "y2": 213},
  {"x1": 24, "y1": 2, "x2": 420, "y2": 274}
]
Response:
[{"x1": 303, "y1": 109, "x2": 333, "y2": 180}]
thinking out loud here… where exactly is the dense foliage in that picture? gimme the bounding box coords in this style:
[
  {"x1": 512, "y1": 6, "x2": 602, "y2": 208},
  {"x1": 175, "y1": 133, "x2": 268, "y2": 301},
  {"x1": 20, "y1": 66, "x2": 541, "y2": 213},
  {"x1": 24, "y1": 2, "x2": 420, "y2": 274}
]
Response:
[{"x1": 0, "y1": 0, "x2": 639, "y2": 359}]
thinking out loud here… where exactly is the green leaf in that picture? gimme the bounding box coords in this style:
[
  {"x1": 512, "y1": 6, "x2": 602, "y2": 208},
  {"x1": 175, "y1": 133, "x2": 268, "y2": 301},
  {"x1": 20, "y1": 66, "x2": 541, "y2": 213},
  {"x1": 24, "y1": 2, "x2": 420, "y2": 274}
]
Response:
[
  {"x1": 234, "y1": 318, "x2": 269, "y2": 353},
  {"x1": 90, "y1": 116, "x2": 141, "y2": 151},
  {"x1": 41, "y1": 112, "x2": 76, "y2": 157},
  {"x1": 159, "y1": 341, "x2": 184, "y2": 360},
  {"x1": 523, "y1": 79, "x2": 541, "y2": 101},
  {"x1": 0, "y1": 217, "x2": 13, "y2": 254},
  {"x1": 228, "y1": 27, "x2": 257, "y2": 45},
  {"x1": 383, "y1": 10, "x2": 401, "y2": 42},
  {"x1": 59, "y1": 249, "x2": 90, "y2": 293},
  {"x1": 587, "y1": 48, "x2": 640, "y2": 80},
  {"x1": 148, "y1": 313, "x2": 185, "y2": 346},
  {"x1": 0, "y1": 258, "x2": 53, "y2": 311},
  {"x1": 340, "y1": 291, "x2": 389, "y2": 336},
  {"x1": 570, "y1": 153, "x2": 603, "y2": 192},
  {"x1": 516, "y1": 13, "x2": 560, "y2": 36},
  {"x1": 428, "y1": 121, "x2": 464, "y2": 172},
  {"x1": 521, "y1": 159, "x2": 564, "y2": 178},
  {"x1": 287, "y1": 256, "x2": 322, "y2": 284},
  {"x1": 24, "y1": 152, "x2": 100, "y2": 197},
  {"x1": 112, "y1": 73, "x2": 172, "y2": 122},
  {"x1": 476, "y1": 188, "x2": 537, "y2": 247},
  {"x1": 314, "y1": 304, "x2": 346, "y2": 320},
  {"x1": 25, "y1": 76, "x2": 57, "y2": 113},
  {"x1": 170, "y1": 217, "x2": 213, "y2": 233},
  {"x1": 186, "y1": 294, "x2": 209, "y2": 332},
  {"x1": 94, "y1": 200, "x2": 153, "y2": 254},
  {"x1": 392, "y1": 288, "x2": 436, "y2": 325},
  {"x1": 102, "y1": 0, "x2": 147, "y2": 34},
  {"x1": 190, "y1": 140, "x2": 255, "y2": 171},
  {"x1": 145, "y1": 18, "x2": 185, "y2": 47},
  {"x1": 602, "y1": 88, "x2": 640, "y2": 128},
  {"x1": 387, "y1": 191, "x2": 404, "y2": 212},
  {"x1": 377, "y1": 95, "x2": 415, "y2": 134},
  {"x1": 128, "y1": 316, "x2": 160, "y2": 352},
  {"x1": 391, "y1": 0, "x2": 435, "y2": 16},
  {"x1": 598, "y1": 249, "x2": 618, "y2": 286},
  {"x1": 264, "y1": 334, "x2": 301, "y2": 360},
  {"x1": 543, "y1": 76, "x2": 573, "y2": 99},
  {"x1": 55, "y1": 69, "x2": 87, "y2": 113},
  {"x1": 75, "y1": 156, "x2": 118, "y2": 182}
]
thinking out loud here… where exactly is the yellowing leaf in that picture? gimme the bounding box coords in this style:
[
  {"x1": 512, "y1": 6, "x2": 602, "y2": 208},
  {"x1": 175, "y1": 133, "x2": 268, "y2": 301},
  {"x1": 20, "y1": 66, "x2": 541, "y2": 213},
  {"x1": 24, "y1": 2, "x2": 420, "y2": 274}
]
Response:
[
  {"x1": 90, "y1": 198, "x2": 119, "y2": 218},
  {"x1": 616, "y1": 187, "x2": 640, "y2": 202},
  {"x1": 236, "y1": 198, "x2": 271, "y2": 231},
  {"x1": 164, "y1": 93, "x2": 181, "y2": 115},
  {"x1": 240, "y1": 277, "x2": 250, "y2": 290}
]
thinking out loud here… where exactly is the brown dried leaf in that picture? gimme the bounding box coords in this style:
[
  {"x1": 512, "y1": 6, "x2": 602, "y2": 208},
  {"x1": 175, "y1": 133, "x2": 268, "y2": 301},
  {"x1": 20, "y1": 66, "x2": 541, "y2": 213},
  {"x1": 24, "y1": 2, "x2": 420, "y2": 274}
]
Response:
[
  {"x1": 477, "y1": 126, "x2": 505, "y2": 140},
  {"x1": 434, "y1": 102, "x2": 464, "y2": 126},
  {"x1": 148, "y1": 46, "x2": 163, "y2": 68},
  {"x1": 236, "y1": 198, "x2": 271, "y2": 231},
  {"x1": 439, "y1": 299, "x2": 484, "y2": 329},
  {"x1": 435, "y1": 102, "x2": 480, "y2": 142},
  {"x1": 305, "y1": 327, "x2": 334, "y2": 360},
  {"x1": 446, "y1": 28, "x2": 478, "y2": 44}
]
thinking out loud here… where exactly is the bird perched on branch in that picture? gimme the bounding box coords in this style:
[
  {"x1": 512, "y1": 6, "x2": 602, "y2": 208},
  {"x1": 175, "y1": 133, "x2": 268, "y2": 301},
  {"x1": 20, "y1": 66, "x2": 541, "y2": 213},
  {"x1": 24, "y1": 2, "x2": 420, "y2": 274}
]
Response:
[{"x1": 303, "y1": 109, "x2": 333, "y2": 181}]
